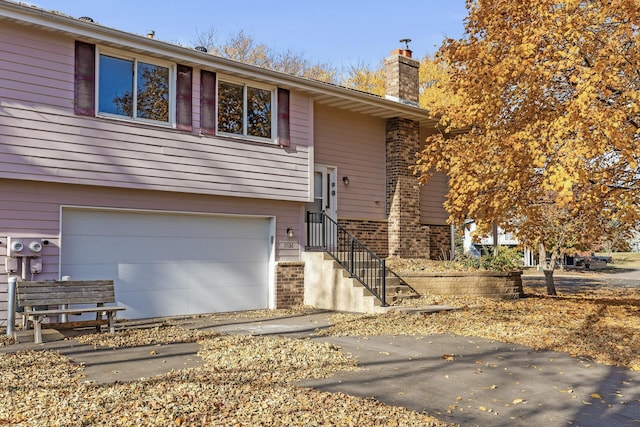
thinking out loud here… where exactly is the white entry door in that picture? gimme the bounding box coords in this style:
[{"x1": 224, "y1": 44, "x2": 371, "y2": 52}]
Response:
[{"x1": 61, "y1": 208, "x2": 273, "y2": 319}]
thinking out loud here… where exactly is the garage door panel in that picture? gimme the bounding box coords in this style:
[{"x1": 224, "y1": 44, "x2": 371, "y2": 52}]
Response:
[
  {"x1": 62, "y1": 235, "x2": 268, "y2": 264},
  {"x1": 120, "y1": 285, "x2": 268, "y2": 319},
  {"x1": 117, "y1": 262, "x2": 268, "y2": 291},
  {"x1": 61, "y1": 209, "x2": 272, "y2": 319},
  {"x1": 65, "y1": 211, "x2": 269, "y2": 239}
]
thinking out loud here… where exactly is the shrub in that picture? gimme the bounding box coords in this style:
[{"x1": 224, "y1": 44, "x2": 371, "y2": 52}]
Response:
[{"x1": 460, "y1": 247, "x2": 522, "y2": 271}]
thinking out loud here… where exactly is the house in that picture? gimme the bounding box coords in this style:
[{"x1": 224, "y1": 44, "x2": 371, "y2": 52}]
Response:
[
  {"x1": 462, "y1": 221, "x2": 536, "y2": 266},
  {"x1": 0, "y1": 0, "x2": 449, "y2": 322}
]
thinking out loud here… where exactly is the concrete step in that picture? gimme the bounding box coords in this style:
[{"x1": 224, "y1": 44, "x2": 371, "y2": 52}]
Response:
[{"x1": 13, "y1": 328, "x2": 65, "y2": 344}]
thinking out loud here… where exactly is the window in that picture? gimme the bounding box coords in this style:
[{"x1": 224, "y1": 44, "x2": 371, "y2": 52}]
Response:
[
  {"x1": 75, "y1": 42, "x2": 192, "y2": 127},
  {"x1": 201, "y1": 71, "x2": 290, "y2": 144},
  {"x1": 217, "y1": 79, "x2": 273, "y2": 139},
  {"x1": 98, "y1": 53, "x2": 171, "y2": 123}
]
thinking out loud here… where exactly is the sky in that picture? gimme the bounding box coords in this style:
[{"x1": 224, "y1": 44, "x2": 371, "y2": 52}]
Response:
[{"x1": 26, "y1": 0, "x2": 468, "y2": 69}]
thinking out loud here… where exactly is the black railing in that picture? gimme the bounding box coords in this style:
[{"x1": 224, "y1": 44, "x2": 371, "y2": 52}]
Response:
[{"x1": 306, "y1": 211, "x2": 403, "y2": 307}]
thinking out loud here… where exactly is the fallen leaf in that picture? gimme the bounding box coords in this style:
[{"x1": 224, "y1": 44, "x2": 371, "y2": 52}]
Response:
[
  {"x1": 442, "y1": 354, "x2": 455, "y2": 361},
  {"x1": 591, "y1": 393, "x2": 602, "y2": 399},
  {"x1": 512, "y1": 398, "x2": 526, "y2": 404}
]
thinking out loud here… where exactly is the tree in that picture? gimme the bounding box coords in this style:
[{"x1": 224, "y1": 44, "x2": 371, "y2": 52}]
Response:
[
  {"x1": 192, "y1": 29, "x2": 338, "y2": 83},
  {"x1": 414, "y1": 0, "x2": 640, "y2": 294},
  {"x1": 341, "y1": 62, "x2": 385, "y2": 96},
  {"x1": 418, "y1": 55, "x2": 462, "y2": 111}
]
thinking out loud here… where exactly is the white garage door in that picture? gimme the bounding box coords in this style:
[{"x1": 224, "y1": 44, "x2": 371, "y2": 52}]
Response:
[{"x1": 61, "y1": 208, "x2": 273, "y2": 319}]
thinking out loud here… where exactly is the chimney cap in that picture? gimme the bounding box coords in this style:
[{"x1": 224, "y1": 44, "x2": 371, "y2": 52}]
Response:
[
  {"x1": 389, "y1": 48, "x2": 413, "y2": 58},
  {"x1": 399, "y1": 38, "x2": 412, "y2": 50}
]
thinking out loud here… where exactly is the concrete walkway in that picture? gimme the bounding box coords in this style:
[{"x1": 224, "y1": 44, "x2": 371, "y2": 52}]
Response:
[{"x1": 5, "y1": 310, "x2": 639, "y2": 427}]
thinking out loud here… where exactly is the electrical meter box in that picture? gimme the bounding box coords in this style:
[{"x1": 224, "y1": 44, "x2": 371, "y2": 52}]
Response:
[{"x1": 7, "y1": 237, "x2": 43, "y2": 257}]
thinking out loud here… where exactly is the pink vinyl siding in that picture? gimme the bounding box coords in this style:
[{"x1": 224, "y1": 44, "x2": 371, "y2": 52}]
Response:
[
  {"x1": 313, "y1": 104, "x2": 386, "y2": 219},
  {"x1": 0, "y1": 179, "x2": 305, "y2": 322},
  {"x1": 0, "y1": 23, "x2": 313, "y2": 203},
  {"x1": 420, "y1": 171, "x2": 449, "y2": 224}
]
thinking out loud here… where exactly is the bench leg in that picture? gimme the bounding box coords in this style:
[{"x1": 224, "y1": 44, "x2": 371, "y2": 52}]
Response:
[
  {"x1": 96, "y1": 303, "x2": 104, "y2": 332},
  {"x1": 33, "y1": 319, "x2": 43, "y2": 344},
  {"x1": 107, "y1": 312, "x2": 115, "y2": 334}
]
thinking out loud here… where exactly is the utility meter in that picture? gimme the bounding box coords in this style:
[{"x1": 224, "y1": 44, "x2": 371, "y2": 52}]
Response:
[{"x1": 7, "y1": 237, "x2": 24, "y2": 256}]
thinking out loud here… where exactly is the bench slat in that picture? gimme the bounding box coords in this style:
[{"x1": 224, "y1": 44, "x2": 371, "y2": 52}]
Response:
[
  {"x1": 19, "y1": 294, "x2": 116, "y2": 306},
  {"x1": 24, "y1": 306, "x2": 126, "y2": 316},
  {"x1": 18, "y1": 280, "x2": 116, "y2": 306}
]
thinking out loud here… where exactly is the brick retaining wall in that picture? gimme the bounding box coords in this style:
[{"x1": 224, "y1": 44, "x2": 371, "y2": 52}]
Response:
[{"x1": 402, "y1": 271, "x2": 524, "y2": 298}]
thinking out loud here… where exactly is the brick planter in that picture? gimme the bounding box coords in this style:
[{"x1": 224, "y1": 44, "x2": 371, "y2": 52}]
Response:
[{"x1": 402, "y1": 270, "x2": 524, "y2": 298}]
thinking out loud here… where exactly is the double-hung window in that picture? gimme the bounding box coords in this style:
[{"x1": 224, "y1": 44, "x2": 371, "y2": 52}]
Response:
[
  {"x1": 217, "y1": 78, "x2": 274, "y2": 140},
  {"x1": 97, "y1": 52, "x2": 173, "y2": 124}
]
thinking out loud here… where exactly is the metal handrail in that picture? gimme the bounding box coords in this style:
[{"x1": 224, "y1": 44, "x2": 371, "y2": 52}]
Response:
[{"x1": 306, "y1": 211, "x2": 410, "y2": 307}]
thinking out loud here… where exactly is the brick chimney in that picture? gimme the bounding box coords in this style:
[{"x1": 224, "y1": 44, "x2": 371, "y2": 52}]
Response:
[
  {"x1": 384, "y1": 46, "x2": 420, "y2": 106},
  {"x1": 384, "y1": 41, "x2": 428, "y2": 258}
]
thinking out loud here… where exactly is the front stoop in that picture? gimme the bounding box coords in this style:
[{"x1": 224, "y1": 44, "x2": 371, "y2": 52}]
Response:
[{"x1": 303, "y1": 252, "x2": 419, "y2": 314}]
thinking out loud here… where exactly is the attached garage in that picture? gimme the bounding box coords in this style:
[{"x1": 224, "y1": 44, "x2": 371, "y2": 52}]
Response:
[{"x1": 61, "y1": 207, "x2": 274, "y2": 319}]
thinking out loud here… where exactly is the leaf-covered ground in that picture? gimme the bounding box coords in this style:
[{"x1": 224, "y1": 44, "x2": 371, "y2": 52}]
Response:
[
  {"x1": 319, "y1": 285, "x2": 640, "y2": 369},
  {"x1": 1, "y1": 282, "x2": 639, "y2": 425},
  {"x1": 0, "y1": 332, "x2": 450, "y2": 426}
]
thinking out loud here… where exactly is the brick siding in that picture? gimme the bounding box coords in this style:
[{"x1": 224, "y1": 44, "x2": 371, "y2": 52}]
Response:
[
  {"x1": 275, "y1": 262, "x2": 305, "y2": 308},
  {"x1": 386, "y1": 117, "x2": 429, "y2": 258},
  {"x1": 427, "y1": 224, "x2": 452, "y2": 260},
  {"x1": 339, "y1": 218, "x2": 389, "y2": 258}
]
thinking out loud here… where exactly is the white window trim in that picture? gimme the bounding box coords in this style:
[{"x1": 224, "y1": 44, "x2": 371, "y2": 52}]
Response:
[
  {"x1": 216, "y1": 74, "x2": 277, "y2": 143},
  {"x1": 95, "y1": 47, "x2": 176, "y2": 127}
]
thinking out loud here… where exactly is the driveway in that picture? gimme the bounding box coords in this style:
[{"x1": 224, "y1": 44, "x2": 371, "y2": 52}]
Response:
[
  {"x1": 3, "y1": 271, "x2": 640, "y2": 426},
  {"x1": 523, "y1": 266, "x2": 640, "y2": 291}
]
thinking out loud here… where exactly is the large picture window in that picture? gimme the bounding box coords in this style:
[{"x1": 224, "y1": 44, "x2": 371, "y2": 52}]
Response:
[
  {"x1": 217, "y1": 80, "x2": 273, "y2": 139},
  {"x1": 98, "y1": 53, "x2": 171, "y2": 124}
]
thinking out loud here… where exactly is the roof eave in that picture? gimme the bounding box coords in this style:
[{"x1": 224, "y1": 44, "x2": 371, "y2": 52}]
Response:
[{"x1": 0, "y1": 0, "x2": 438, "y2": 127}]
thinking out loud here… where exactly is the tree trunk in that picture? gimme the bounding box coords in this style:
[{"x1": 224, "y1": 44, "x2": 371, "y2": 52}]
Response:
[
  {"x1": 539, "y1": 242, "x2": 558, "y2": 296},
  {"x1": 543, "y1": 268, "x2": 557, "y2": 296}
]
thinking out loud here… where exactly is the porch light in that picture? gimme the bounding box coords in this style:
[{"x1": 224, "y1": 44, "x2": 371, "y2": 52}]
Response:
[
  {"x1": 286, "y1": 227, "x2": 294, "y2": 238},
  {"x1": 342, "y1": 176, "x2": 350, "y2": 185}
]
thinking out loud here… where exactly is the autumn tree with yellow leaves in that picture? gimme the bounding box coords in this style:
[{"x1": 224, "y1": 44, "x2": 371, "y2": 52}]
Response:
[{"x1": 415, "y1": 0, "x2": 640, "y2": 294}]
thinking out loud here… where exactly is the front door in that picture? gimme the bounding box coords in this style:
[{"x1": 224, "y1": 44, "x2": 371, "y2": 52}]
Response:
[{"x1": 306, "y1": 165, "x2": 337, "y2": 247}]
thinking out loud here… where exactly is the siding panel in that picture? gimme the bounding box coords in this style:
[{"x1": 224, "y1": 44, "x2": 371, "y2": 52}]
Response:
[
  {"x1": 0, "y1": 25, "x2": 314, "y2": 203},
  {"x1": 314, "y1": 105, "x2": 386, "y2": 219},
  {"x1": 420, "y1": 171, "x2": 449, "y2": 224}
]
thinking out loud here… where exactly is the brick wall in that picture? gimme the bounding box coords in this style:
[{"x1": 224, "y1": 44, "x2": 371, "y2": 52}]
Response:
[
  {"x1": 275, "y1": 262, "x2": 305, "y2": 308},
  {"x1": 339, "y1": 218, "x2": 389, "y2": 258},
  {"x1": 427, "y1": 224, "x2": 452, "y2": 260},
  {"x1": 386, "y1": 117, "x2": 429, "y2": 258}
]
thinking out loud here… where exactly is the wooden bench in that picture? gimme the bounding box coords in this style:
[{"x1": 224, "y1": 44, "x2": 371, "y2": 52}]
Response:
[{"x1": 17, "y1": 280, "x2": 126, "y2": 344}]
